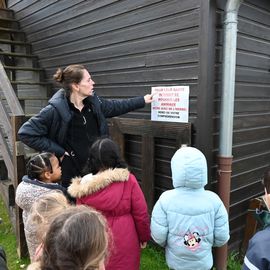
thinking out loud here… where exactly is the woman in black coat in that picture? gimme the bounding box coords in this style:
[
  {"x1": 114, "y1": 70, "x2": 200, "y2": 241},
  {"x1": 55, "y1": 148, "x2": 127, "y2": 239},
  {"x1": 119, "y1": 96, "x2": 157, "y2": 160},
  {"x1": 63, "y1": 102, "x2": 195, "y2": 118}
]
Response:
[{"x1": 18, "y1": 64, "x2": 154, "y2": 187}]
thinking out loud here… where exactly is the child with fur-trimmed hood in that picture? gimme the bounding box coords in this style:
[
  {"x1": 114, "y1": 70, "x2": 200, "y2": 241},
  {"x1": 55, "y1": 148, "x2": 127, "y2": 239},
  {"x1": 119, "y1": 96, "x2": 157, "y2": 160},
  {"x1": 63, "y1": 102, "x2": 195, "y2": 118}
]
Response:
[
  {"x1": 151, "y1": 146, "x2": 230, "y2": 270},
  {"x1": 68, "y1": 138, "x2": 150, "y2": 270}
]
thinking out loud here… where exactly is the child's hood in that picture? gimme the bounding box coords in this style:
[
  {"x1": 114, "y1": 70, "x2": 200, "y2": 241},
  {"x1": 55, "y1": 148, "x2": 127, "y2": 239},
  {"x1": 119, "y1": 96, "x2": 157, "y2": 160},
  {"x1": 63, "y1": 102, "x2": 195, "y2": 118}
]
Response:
[
  {"x1": 68, "y1": 168, "x2": 129, "y2": 199},
  {"x1": 171, "y1": 146, "x2": 207, "y2": 189}
]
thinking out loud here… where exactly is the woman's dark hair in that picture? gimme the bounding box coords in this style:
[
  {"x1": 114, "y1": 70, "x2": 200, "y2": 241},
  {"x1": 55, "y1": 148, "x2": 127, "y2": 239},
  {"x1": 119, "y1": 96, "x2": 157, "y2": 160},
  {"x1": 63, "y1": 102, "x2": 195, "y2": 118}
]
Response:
[
  {"x1": 26, "y1": 152, "x2": 54, "y2": 180},
  {"x1": 85, "y1": 138, "x2": 127, "y2": 175},
  {"x1": 53, "y1": 64, "x2": 86, "y2": 95},
  {"x1": 40, "y1": 205, "x2": 108, "y2": 270}
]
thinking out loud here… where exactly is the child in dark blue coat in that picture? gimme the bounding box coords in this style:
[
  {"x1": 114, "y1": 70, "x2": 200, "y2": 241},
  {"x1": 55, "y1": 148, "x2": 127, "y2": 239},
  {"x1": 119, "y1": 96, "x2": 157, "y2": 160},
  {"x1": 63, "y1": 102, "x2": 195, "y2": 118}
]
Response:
[{"x1": 243, "y1": 168, "x2": 270, "y2": 270}]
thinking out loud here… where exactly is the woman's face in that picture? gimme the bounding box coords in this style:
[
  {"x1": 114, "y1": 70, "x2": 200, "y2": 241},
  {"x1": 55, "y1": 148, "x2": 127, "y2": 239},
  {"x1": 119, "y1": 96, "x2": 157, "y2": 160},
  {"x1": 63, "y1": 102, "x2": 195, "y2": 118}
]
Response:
[{"x1": 77, "y1": 69, "x2": 95, "y2": 97}]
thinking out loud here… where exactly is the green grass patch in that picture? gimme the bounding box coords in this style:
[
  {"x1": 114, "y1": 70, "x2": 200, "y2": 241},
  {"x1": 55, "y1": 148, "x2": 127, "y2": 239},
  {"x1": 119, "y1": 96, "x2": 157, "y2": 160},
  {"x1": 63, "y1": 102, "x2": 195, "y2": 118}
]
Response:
[
  {"x1": 227, "y1": 251, "x2": 243, "y2": 270},
  {"x1": 140, "y1": 244, "x2": 169, "y2": 270},
  {"x1": 0, "y1": 196, "x2": 29, "y2": 270}
]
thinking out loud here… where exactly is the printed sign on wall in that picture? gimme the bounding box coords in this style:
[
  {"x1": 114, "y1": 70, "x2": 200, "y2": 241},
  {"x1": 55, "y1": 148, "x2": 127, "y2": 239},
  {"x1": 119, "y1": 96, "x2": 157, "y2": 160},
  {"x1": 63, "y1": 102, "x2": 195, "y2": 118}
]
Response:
[{"x1": 151, "y1": 86, "x2": 189, "y2": 123}]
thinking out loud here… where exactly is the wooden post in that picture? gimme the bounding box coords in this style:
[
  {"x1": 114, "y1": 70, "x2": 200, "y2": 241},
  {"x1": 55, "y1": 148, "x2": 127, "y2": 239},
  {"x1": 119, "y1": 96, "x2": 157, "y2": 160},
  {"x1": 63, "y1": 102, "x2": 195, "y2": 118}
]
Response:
[
  {"x1": 141, "y1": 135, "x2": 155, "y2": 211},
  {"x1": 0, "y1": 0, "x2": 6, "y2": 8},
  {"x1": 241, "y1": 197, "x2": 264, "y2": 255},
  {"x1": 11, "y1": 115, "x2": 28, "y2": 258},
  {"x1": 109, "y1": 119, "x2": 125, "y2": 158}
]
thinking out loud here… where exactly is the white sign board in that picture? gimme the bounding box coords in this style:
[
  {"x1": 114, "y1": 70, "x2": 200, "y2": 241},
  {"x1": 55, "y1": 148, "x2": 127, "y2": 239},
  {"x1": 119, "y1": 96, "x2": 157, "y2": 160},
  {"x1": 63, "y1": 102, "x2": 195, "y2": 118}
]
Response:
[{"x1": 151, "y1": 86, "x2": 189, "y2": 123}]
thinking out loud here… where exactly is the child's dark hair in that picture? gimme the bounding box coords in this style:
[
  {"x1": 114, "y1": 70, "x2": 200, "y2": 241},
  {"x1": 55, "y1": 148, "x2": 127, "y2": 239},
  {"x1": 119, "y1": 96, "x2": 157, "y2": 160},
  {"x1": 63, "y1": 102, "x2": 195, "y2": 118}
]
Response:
[
  {"x1": 40, "y1": 205, "x2": 108, "y2": 270},
  {"x1": 26, "y1": 152, "x2": 54, "y2": 180},
  {"x1": 84, "y1": 138, "x2": 127, "y2": 175},
  {"x1": 263, "y1": 168, "x2": 270, "y2": 194}
]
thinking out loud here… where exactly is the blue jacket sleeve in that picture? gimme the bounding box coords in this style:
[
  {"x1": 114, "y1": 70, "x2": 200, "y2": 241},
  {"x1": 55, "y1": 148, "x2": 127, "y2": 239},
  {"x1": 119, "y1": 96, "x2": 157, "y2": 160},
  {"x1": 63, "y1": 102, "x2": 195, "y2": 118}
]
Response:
[
  {"x1": 99, "y1": 96, "x2": 145, "y2": 118},
  {"x1": 150, "y1": 194, "x2": 168, "y2": 247},
  {"x1": 18, "y1": 106, "x2": 65, "y2": 157},
  {"x1": 213, "y1": 197, "x2": 230, "y2": 247}
]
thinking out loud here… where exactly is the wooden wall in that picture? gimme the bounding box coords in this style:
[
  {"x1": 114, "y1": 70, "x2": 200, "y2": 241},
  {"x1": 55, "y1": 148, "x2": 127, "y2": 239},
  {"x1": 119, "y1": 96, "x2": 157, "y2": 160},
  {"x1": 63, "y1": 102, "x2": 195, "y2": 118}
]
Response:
[
  {"x1": 7, "y1": 0, "x2": 201, "y2": 194},
  {"x1": 7, "y1": 0, "x2": 200, "y2": 117},
  {"x1": 215, "y1": 0, "x2": 270, "y2": 250}
]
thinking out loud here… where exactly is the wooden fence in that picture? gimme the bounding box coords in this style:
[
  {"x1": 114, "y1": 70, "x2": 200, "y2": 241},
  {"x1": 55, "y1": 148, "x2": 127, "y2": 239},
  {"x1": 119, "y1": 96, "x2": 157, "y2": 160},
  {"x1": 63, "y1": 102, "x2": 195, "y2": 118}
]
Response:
[
  {"x1": 0, "y1": 60, "x2": 27, "y2": 257},
  {"x1": 109, "y1": 118, "x2": 191, "y2": 211}
]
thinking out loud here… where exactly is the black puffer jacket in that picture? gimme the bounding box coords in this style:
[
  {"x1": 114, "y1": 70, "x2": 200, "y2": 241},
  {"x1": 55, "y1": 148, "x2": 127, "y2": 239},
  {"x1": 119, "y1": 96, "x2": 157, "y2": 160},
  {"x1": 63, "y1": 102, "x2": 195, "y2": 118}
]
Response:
[{"x1": 18, "y1": 89, "x2": 145, "y2": 157}]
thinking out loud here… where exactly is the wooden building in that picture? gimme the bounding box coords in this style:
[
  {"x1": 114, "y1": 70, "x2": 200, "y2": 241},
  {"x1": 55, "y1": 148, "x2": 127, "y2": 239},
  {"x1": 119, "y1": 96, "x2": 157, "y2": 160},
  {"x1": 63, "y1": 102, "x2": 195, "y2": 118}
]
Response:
[{"x1": 0, "y1": 0, "x2": 270, "y2": 255}]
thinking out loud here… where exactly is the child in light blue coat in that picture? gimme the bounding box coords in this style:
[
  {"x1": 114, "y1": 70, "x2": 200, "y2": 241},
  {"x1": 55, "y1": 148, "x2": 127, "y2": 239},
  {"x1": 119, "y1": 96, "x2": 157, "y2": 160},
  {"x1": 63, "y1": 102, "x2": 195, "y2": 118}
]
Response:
[{"x1": 151, "y1": 146, "x2": 230, "y2": 270}]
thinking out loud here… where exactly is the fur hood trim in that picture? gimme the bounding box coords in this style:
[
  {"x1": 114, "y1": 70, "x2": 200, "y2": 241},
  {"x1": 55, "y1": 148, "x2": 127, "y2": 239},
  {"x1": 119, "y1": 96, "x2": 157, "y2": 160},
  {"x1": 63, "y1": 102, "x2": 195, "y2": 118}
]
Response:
[{"x1": 68, "y1": 168, "x2": 129, "y2": 198}]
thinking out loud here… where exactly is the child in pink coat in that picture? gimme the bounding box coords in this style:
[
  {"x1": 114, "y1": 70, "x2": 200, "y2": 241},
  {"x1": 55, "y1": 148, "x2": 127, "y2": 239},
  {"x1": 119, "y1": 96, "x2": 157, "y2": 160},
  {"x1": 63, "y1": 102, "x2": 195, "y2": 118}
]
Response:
[{"x1": 68, "y1": 138, "x2": 150, "y2": 270}]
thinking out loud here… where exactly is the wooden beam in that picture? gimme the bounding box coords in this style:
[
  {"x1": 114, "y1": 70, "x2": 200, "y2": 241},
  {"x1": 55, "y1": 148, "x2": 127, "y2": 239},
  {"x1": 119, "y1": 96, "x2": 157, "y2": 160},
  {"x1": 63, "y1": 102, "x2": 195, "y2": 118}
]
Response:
[
  {"x1": 111, "y1": 118, "x2": 191, "y2": 143},
  {"x1": 11, "y1": 115, "x2": 28, "y2": 258},
  {"x1": 0, "y1": 127, "x2": 13, "y2": 179},
  {"x1": 0, "y1": 0, "x2": 6, "y2": 8},
  {"x1": 109, "y1": 120, "x2": 125, "y2": 158},
  {"x1": 0, "y1": 61, "x2": 24, "y2": 115},
  {"x1": 0, "y1": 99, "x2": 12, "y2": 135},
  {"x1": 141, "y1": 135, "x2": 155, "y2": 211}
]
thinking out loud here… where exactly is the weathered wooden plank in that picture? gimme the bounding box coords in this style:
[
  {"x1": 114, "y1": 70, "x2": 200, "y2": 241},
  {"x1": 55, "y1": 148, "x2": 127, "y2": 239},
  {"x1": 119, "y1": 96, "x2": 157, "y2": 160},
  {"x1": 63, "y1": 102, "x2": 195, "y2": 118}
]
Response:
[
  {"x1": 141, "y1": 136, "x2": 155, "y2": 211},
  {"x1": 146, "y1": 47, "x2": 199, "y2": 67},
  {"x1": 11, "y1": 115, "x2": 28, "y2": 258},
  {"x1": 111, "y1": 117, "x2": 191, "y2": 141},
  {"x1": 214, "y1": 99, "x2": 270, "y2": 114},
  {"x1": 239, "y1": 2, "x2": 270, "y2": 26},
  {"x1": 233, "y1": 113, "x2": 270, "y2": 129},
  {"x1": 35, "y1": 10, "x2": 199, "y2": 59},
  {"x1": 0, "y1": 128, "x2": 13, "y2": 179},
  {"x1": 0, "y1": 7, "x2": 14, "y2": 19},
  {"x1": 233, "y1": 126, "x2": 270, "y2": 143},
  {"x1": 27, "y1": 0, "x2": 198, "y2": 46},
  {"x1": 0, "y1": 0, "x2": 6, "y2": 8},
  {"x1": 93, "y1": 66, "x2": 198, "y2": 84},
  {"x1": 238, "y1": 18, "x2": 270, "y2": 41},
  {"x1": 0, "y1": 61, "x2": 24, "y2": 115},
  {"x1": 215, "y1": 82, "x2": 270, "y2": 102},
  {"x1": 0, "y1": 99, "x2": 11, "y2": 135},
  {"x1": 230, "y1": 180, "x2": 264, "y2": 204},
  {"x1": 237, "y1": 34, "x2": 270, "y2": 57},
  {"x1": 13, "y1": 0, "x2": 86, "y2": 23},
  {"x1": 216, "y1": 47, "x2": 270, "y2": 69},
  {"x1": 245, "y1": 0, "x2": 270, "y2": 13},
  {"x1": 7, "y1": 0, "x2": 23, "y2": 8},
  {"x1": 216, "y1": 65, "x2": 270, "y2": 84},
  {"x1": 233, "y1": 139, "x2": 270, "y2": 160},
  {"x1": 232, "y1": 152, "x2": 270, "y2": 176},
  {"x1": 27, "y1": 0, "x2": 163, "y2": 42},
  {"x1": 39, "y1": 30, "x2": 199, "y2": 68}
]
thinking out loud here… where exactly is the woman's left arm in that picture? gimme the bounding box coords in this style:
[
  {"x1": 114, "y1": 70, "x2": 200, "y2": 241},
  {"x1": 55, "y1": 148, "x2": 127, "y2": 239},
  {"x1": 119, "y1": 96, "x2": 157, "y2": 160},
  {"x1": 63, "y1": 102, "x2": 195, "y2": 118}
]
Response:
[{"x1": 98, "y1": 93, "x2": 153, "y2": 118}]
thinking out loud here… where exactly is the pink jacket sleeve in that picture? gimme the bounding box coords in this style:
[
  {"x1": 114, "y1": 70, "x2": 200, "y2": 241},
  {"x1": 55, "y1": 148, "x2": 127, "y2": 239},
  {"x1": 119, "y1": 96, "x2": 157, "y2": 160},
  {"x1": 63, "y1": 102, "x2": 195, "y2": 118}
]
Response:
[{"x1": 130, "y1": 174, "x2": 151, "y2": 243}]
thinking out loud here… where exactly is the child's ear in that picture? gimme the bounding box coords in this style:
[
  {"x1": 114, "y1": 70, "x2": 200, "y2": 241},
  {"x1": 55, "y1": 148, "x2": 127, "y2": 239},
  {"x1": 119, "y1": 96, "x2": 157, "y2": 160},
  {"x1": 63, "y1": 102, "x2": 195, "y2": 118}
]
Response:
[{"x1": 44, "y1": 171, "x2": 51, "y2": 180}]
